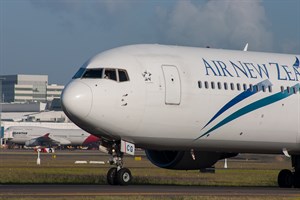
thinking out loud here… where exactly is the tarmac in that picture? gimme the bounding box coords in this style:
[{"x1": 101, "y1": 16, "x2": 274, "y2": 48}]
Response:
[{"x1": 0, "y1": 184, "x2": 300, "y2": 198}]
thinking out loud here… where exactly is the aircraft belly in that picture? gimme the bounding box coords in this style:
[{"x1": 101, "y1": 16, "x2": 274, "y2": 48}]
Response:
[
  {"x1": 11, "y1": 138, "x2": 27, "y2": 144},
  {"x1": 68, "y1": 138, "x2": 83, "y2": 145}
]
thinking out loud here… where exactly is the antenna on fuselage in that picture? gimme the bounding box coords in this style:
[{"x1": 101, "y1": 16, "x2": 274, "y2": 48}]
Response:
[{"x1": 243, "y1": 43, "x2": 249, "y2": 51}]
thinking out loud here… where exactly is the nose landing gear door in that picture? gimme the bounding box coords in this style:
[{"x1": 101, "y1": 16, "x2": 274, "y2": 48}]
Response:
[{"x1": 162, "y1": 65, "x2": 181, "y2": 105}]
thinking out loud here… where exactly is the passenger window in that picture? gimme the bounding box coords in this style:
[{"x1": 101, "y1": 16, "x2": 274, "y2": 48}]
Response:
[
  {"x1": 287, "y1": 86, "x2": 291, "y2": 94},
  {"x1": 254, "y1": 85, "x2": 258, "y2": 92},
  {"x1": 204, "y1": 81, "x2": 209, "y2": 89},
  {"x1": 224, "y1": 83, "x2": 228, "y2": 90},
  {"x1": 280, "y1": 86, "x2": 285, "y2": 93},
  {"x1": 262, "y1": 85, "x2": 266, "y2": 92},
  {"x1": 237, "y1": 83, "x2": 241, "y2": 91},
  {"x1": 198, "y1": 81, "x2": 202, "y2": 88},
  {"x1": 268, "y1": 86, "x2": 272, "y2": 93},
  {"x1": 82, "y1": 68, "x2": 103, "y2": 79},
  {"x1": 211, "y1": 82, "x2": 215, "y2": 89},
  {"x1": 243, "y1": 84, "x2": 247, "y2": 91},
  {"x1": 118, "y1": 69, "x2": 129, "y2": 82},
  {"x1": 217, "y1": 82, "x2": 222, "y2": 90},
  {"x1": 104, "y1": 69, "x2": 117, "y2": 81},
  {"x1": 230, "y1": 83, "x2": 234, "y2": 90},
  {"x1": 293, "y1": 87, "x2": 297, "y2": 94},
  {"x1": 249, "y1": 84, "x2": 253, "y2": 92}
]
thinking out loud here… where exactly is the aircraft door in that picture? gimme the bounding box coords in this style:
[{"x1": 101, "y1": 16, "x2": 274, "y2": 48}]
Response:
[{"x1": 162, "y1": 65, "x2": 181, "y2": 105}]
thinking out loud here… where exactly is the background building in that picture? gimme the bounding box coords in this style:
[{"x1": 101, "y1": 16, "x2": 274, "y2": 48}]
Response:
[
  {"x1": 46, "y1": 84, "x2": 64, "y2": 101},
  {"x1": 0, "y1": 75, "x2": 68, "y2": 147},
  {"x1": 0, "y1": 74, "x2": 64, "y2": 103}
]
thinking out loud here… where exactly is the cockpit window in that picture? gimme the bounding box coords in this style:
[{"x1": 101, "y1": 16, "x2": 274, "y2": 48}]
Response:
[
  {"x1": 104, "y1": 69, "x2": 117, "y2": 81},
  {"x1": 72, "y1": 68, "x2": 86, "y2": 79},
  {"x1": 72, "y1": 67, "x2": 129, "y2": 82},
  {"x1": 118, "y1": 69, "x2": 129, "y2": 82},
  {"x1": 82, "y1": 68, "x2": 103, "y2": 79}
]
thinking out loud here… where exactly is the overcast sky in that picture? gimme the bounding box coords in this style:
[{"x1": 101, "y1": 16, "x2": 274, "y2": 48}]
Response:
[{"x1": 1, "y1": 0, "x2": 299, "y2": 84}]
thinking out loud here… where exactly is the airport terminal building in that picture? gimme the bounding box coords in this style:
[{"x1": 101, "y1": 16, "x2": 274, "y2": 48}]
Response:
[
  {"x1": 0, "y1": 75, "x2": 70, "y2": 146},
  {"x1": 0, "y1": 74, "x2": 64, "y2": 103}
]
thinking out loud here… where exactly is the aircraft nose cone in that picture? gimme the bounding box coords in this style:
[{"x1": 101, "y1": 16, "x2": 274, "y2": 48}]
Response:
[{"x1": 61, "y1": 81, "x2": 92, "y2": 118}]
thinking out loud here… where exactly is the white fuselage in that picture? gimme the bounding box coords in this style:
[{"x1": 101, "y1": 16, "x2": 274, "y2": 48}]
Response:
[
  {"x1": 6, "y1": 126, "x2": 98, "y2": 146},
  {"x1": 62, "y1": 44, "x2": 300, "y2": 154}
]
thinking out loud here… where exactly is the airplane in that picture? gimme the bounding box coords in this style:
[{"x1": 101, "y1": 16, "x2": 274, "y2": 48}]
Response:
[
  {"x1": 61, "y1": 44, "x2": 300, "y2": 187},
  {"x1": 5, "y1": 126, "x2": 100, "y2": 148}
]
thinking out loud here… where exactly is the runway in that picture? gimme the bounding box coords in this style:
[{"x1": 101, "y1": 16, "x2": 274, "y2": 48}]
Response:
[{"x1": 0, "y1": 185, "x2": 300, "y2": 198}]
